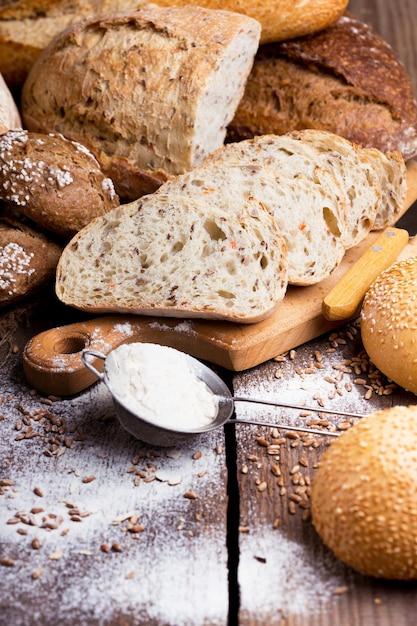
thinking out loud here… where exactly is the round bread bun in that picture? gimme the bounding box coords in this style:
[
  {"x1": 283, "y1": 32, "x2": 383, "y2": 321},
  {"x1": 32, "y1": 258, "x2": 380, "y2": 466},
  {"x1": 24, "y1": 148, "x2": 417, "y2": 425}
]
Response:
[
  {"x1": 0, "y1": 129, "x2": 120, "y2": 239},
  {"x1": 311, "y1": 405, "x2": 417, "y2": 579},
  {"x1": 360, "y1": 256, "x2": 417, "y2": 394}
]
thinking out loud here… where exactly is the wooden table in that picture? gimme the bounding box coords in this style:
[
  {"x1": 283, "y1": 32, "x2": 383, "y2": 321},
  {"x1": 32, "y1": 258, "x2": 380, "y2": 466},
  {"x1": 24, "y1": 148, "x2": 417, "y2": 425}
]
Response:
[{"x1": 1, "y1": 1, "x2": 417, "y2": 624}]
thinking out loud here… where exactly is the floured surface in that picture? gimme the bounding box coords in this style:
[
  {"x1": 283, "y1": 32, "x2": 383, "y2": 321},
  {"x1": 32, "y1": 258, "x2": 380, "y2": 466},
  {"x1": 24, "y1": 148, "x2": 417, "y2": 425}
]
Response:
[
  {"x1": 233, "y1": 319, "x2": 417, "y2": 625},
  {"x1": 0, "y1": 303, "x2": 229, "y2": 626}
]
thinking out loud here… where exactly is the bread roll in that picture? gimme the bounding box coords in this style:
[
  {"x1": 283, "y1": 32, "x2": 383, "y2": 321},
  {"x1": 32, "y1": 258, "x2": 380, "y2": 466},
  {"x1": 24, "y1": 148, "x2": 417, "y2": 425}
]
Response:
[
  {"x1": 0, "y1": 0, "x2": 348, "y2": 90},
  {"x1": 228, "y1": 15, "x2": 417, "y2": 162},
  {"x1": 21, "y1": 5, "x2": 261, "y2": 200},
  {"x1": 311, "y1": 405, "x2": 417, "y2": 579},
  {"x1": 0, "y1": 129, "x2": 120, "y2": 239},
  {"x1": 55, "y1": 194, "x2": 289, "y2": 324},
  {"x1": 0, "y1": 216, "x2": 62, "y2": 307},
  {"x1": 360, "y1": 256, "x2": 417, "y2": 394},
  {"x1": 0, "y1": 73, "x2": 21, "y2": 132}
]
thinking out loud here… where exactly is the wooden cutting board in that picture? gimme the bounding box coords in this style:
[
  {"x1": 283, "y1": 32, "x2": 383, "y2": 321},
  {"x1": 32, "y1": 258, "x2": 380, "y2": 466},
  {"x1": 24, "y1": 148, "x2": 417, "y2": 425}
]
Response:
[{"x1": 23, "y1": 160, "x2": 417, "y2": 395}]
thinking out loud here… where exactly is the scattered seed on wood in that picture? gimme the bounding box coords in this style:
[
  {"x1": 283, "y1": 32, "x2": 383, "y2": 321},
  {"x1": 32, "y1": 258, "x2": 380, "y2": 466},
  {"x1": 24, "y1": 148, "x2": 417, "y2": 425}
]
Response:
[
  {"x1": 184, "y1": 491, "x2": 198, "y2": 500},
  {"x1": 49, "y1": 550, "x2": 63, "y2": 561},
  {"x1": 1, "y1": 557, "x2": 15, "y2": 567},
  {"x1": 32, "y1": 567, "x2": 43, "y2": 580},
  {"x1": 82, "y1": 475, "x2": 96, "y2": 484},
  {"x1": 257, "y1": 481, "x2": 268, "y2": 493},
  {"x1": 111, "y1": 543, "x2": 122, "y2": 552},
  {"x1": 33, "y1": 487, "x2": 44, "y2": 497},
  {"x1": 31, "y1": 538, "x2": 41, "y2": 550}
]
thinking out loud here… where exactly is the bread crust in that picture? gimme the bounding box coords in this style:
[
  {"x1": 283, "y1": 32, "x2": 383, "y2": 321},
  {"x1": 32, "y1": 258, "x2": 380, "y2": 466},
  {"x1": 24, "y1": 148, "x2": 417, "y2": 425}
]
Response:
[
  {"x1": 0, "y1": 130, "x2": 120, "y2": 238},
  {"x1": 228, "y1": 15, "x2": 417, "y2": 160},
  {"x1": 21, "y1": 5, "x2": 261, "y2": 201},
  {"x1": 360, "y1": 257, "x2": 417, "y2": 393},
  {"x1": 0, "y1": 216, "x2": 62, "y2": 307},
  {"x1": 0, "y1": 0, "x2": 348, "y2": 90}
]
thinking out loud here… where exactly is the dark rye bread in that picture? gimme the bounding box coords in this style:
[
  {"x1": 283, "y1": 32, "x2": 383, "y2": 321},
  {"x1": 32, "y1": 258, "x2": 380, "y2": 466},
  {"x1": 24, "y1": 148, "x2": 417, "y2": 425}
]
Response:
[{"x1": 228, "y1": 15, "x2": 417, "y2": 161}]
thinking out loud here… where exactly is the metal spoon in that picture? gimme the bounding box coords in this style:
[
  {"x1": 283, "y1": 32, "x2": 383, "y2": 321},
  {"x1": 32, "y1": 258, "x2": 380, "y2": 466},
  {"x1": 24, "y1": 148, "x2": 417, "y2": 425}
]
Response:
[{"x1": 81, "y1": 348, "x2": 364, "y2": 447}]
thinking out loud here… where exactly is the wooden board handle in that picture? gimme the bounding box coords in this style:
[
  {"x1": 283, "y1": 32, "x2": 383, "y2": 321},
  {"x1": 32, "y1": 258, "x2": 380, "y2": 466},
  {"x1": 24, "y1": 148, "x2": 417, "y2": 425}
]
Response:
[{"x1": 322, "y1": 227, "x2": 409, "y2": 321}]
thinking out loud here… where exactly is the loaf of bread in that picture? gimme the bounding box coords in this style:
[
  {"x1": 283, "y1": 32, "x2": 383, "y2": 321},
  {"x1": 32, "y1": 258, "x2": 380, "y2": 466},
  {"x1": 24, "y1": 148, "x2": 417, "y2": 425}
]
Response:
[
  {"x1": 0, "y1": 0, "x2": 143, "y2": 91},
  {"x1": 159, "y1": 130, "x2": 406, "y2": 283},
  {"x1": 0, "y1": 215, "x2": 62, "y2": 307},
  {"x1": 0, "y1": 129, "x2": 120, "y2": 239},
  {"x1": 55, "y1": 194, "x2": 289, "y2": 324},
  {"x1": 21, "y1": 5, "x2": 261, "y2": 201},
  {"x1": 228, "y1": 15, "x2": 417, "y2": 162},
  {"x1": 0, "y1": 73, "x2": 21, "y2": 132},
  {"x1": 0, "y1": 0, "x2": 348, "y2": 90},
  {"x1": 55, "y1": 130, "x2": 407, "y2": 320}
]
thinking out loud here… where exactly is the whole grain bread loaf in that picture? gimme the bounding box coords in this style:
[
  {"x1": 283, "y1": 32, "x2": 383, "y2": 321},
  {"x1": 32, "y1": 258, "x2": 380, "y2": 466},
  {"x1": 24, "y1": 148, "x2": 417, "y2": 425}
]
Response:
[
  {"x1": 54, "y1": 131, "x2": 407, "y2": 321},
  {"x1": 0, "y1": 73, "x2": 21, "y2": 132},
  {"x1": 0, "y1": 130, "x2": 120, "y2": 239},
  {"x1": 228, "y1": 15, "x2": 417, "y2": 161},
  {"x1": 0, "y1": 0, "x2": 143, "y2": 90},
  {"x1": 0, "y1": 215, "x2": 62, "y2": 307},
  {"x1": 21, "y1": 5, "x2": 261, "y2": 201},
  {"x1": 0, "y1": 0, "x2": 348, "y2": 90},
  {"x1": 55, "y1": 195, "x2": 289, "y2": 324}
]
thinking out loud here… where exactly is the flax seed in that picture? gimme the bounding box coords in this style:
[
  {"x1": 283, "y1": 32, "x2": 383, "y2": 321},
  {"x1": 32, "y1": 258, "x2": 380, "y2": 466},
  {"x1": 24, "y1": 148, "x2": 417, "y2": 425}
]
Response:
[
  {"x1": 184, "y1": 491, "x2": 198, "y2": 499},
  {"x1": 32, "y1": 538, "x2": 41, "y2": 550},
  {"x1": 32, "y1": 567, "x2": 43, "y2": 580},
  {"x1": 82, "y1": 475, "x2": 96, "y2": 484},
  {"x1": 33, "y1": 487, "x2": 44, "y2": 497}
]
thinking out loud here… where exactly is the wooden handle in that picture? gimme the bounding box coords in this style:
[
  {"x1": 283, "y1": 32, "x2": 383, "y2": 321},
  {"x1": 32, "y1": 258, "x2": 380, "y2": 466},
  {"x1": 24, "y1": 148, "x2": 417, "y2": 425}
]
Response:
[{"x1": 322, "y1": 227, "x2": 409, "y2": 321}]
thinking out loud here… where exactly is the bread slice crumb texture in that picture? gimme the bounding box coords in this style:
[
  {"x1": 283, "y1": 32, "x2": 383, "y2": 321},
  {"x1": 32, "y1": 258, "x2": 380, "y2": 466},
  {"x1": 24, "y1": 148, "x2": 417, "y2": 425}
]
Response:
[{"x1": 56, "y1": 195, "x2": 288, "y2": 323}]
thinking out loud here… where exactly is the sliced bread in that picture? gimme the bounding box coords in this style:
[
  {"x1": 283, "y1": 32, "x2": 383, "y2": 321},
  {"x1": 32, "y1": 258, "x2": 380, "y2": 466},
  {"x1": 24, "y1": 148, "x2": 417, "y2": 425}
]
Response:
[
  {"x1": 55, "y1": 194, "x2": 288, "y2": 324},
  {"x1": 162, "y1": 145, "x2": 348, "y2": 285}
]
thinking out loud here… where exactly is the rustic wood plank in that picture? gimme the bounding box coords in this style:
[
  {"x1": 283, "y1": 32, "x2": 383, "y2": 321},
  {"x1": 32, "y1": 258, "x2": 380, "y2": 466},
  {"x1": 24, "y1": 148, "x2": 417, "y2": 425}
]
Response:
[
  {"x1": 235, "y1": 4, "x2": 417, "y2": 622},
  {"x1": 0, "y1": 299, "x2": 230, "y2": 626},
  {"x1": 234, "y1": 323, "x2": 417, "y2": 625}
]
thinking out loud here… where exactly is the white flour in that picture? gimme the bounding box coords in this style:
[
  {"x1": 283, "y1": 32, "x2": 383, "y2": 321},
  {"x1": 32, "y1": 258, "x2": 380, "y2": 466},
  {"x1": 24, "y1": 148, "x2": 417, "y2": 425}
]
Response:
[{"x1": 104, "y1": 343, "x2": 218, "y2": 430}]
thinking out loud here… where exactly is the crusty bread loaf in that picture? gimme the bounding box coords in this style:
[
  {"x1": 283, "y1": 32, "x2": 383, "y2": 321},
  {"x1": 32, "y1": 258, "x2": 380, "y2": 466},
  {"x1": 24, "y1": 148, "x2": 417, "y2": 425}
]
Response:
[
  {"x1": 0, "y1": 0, "x2": 348, "y2": 90},
  {"x1": 151, "y1": 0, "x2": 348, "y2": 45},
  {"x1": 21, "y1": 5, "x2": 261, "y2": 201},
  {"x1": 228, "y1": 15, "x2": 417, "y2": 161},
  {"x1": 161, "y1": 134, "x2": 348, "y2": 285},
  {"x1": 0, "y1": 129, "x2": 120, "y2": 239},
  {"x1": 55, "y1": 194, "x2": 289, "y2": 324},
  {"x1": 159, "y1": 131, "x2": 406, "y2": 283},
  {"x1": 0, "y1": 215, "x2": 62, "y2": 307},
  {"x1": 0, "y1": 73, "x2": 21, "y2": 132},
  {"x1": 0, "y1": 0, "x2": 144, "y2": 90},
  {"x1": 55, "y1": 131, "x2": 407, "y2": 319},
  {"x1": 286, "y1": 130, "x2": 407, "y2": 234}
]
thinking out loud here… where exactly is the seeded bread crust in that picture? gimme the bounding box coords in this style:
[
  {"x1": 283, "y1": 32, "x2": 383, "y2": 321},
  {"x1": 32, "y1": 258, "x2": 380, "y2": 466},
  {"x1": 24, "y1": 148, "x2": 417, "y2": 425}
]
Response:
[
  {"x1": 0, "y1": 130, "x2": 120, "y2": 239},
  {"x1": 228, "y1": 15, "x2": 417, "y2": 161},
  {"x1": 21, "y1": 5, "x2": 261, "y2": 201},
  {"x1": 0, "y1": 216, "x2": 62, "y2": 307},
  {"x1": 55, "y1": 195, "x2": 289, "y2": 324}
]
